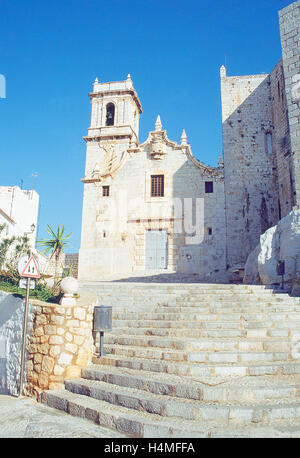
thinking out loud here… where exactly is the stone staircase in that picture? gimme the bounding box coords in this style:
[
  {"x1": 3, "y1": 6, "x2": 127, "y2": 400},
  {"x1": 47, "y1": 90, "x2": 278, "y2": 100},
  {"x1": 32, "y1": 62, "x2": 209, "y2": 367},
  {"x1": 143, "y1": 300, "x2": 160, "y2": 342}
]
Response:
[{"x1": 41, "y1": 283, "x2": 300, "y2": 438}]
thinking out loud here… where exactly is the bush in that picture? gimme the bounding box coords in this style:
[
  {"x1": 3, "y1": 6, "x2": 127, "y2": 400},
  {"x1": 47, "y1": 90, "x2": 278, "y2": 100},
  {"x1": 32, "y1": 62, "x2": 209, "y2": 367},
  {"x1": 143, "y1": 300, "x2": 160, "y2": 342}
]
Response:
[{"x1": 0, "y1": 275, "x2": 60, "y2": 303}]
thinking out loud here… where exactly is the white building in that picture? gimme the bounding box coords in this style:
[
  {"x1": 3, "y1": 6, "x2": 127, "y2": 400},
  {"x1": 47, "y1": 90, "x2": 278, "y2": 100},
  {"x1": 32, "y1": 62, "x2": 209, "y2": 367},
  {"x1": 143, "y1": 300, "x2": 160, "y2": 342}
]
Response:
[
  {"x1": 0, "y1": 186, "x2": 39, "y2": 247},
  {"x1": 78, "y1": 76, "x2": 226, "y2": 281}
]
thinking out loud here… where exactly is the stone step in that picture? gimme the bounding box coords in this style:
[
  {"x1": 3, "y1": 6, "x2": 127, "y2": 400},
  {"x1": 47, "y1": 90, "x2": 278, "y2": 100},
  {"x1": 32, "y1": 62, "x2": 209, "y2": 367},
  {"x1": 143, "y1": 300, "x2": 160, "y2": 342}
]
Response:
[
  {"x1": 40, "y1": 388, "x2": 211, "y2": 438},
  {"x1": 103, "y1": 343, "x2": 293, "y2": 364},
  {"x1": 84, "y1": 364, "x2": 300, "y2": 403},
  {"x1": 103, "y1": 334, "x2": 293, "y2": 352},
  {"x1": 108, "y1": 326, "x2": 300, "y2": 338},
  {"x1": 111, "y1": 318, "x2": 300, "y2": 331},
  {"x1": 110, "y1": 326, "x2": 247, "y2": 338},
  {"x1": 179, "y1": 295, "x2": 297, "y2": 302},
  {"x1": 45, "y1": 283, "x2": 300, "y2": 438},
  {"x1": 112, "y1": 311, "x2": 300, "y2": 321},
  {"x1": 112, "y1": 305, "x2": 300, "y2": 319},
  {"x1": 94, "y1": 294, "x2": 295, "y2": 301},
  {"x1": 98, "y1": 292, "x2": 299, "y2": 305},
  {"x1": 92, "y1": 283, "x2": 295, "y2": 291},
  {"x1": 81, "y1": 282, "x2": 273, "y2": 289},
  {"x1": 95, "y1": 287, "x2": 292, "y2": 293},
  {"x1": 64, "y1": 377, "x2": 300, "y2": 424},
  {"x1": 41, "y1": 387, "x2": 300, "y2": 438},
  {"x1": 92, "y1": 354, "x2": 300, "y2": 378},
  {"x1": 111, "y1": 319, "x2": 247, "y2": 329},
  {"x1": 208, "y1": 420, "x2": 300, "y2": 438}
]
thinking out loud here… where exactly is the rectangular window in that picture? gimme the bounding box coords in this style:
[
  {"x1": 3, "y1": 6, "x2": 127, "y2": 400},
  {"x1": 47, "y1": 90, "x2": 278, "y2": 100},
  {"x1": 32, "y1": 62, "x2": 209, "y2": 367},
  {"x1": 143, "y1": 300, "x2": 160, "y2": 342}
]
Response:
[
  {"x1": 102, "y1": 186, "x2": 110, "y2": 197},
  {"x1": 151, "y1": 175, "x2": 164, "y2": 197},
  {"x1": 205, "y1": 181, "x2": 214, "y2": 193},
  {"x1": 266, "y1": 133, "x2": 272, "y2": 154}
]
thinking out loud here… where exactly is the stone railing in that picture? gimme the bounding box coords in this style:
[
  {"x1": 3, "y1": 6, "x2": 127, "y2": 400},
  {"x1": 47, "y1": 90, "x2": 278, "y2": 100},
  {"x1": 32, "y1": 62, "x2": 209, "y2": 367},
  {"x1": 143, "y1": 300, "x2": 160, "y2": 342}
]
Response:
[{"x1": 25, "y1": 300, "x2": 93, "y2": 399}]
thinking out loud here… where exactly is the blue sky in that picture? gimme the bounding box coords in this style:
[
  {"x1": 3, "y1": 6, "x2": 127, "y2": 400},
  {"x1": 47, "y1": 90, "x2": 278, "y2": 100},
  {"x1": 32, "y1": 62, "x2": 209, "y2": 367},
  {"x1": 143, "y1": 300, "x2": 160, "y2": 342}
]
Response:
[{"x1": 0, "y1": 0, "x2": 293, "y2": 252}]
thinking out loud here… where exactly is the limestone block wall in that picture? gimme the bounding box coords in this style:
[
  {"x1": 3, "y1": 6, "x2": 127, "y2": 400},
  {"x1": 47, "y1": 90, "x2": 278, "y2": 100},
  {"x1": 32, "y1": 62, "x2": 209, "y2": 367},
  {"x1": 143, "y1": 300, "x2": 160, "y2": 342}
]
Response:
[
  {"x1": 279, "y1": 0, "x2": 300, "y2": 209},
  {"x1": 35, "y1": 251, "x2": 65, "y2": 278},
  {"x1": 65, "y1": 253, "x2": 79, "y2": 278},
  {"x1": 25, "y1": 301, "x2": 93, "y2": 399},
  {"x1": 221, "y1": 67, "x2": 279, "y2": 269},
  {"x1": 270, "y1": 60, "x2": 294, "y2": 218}
]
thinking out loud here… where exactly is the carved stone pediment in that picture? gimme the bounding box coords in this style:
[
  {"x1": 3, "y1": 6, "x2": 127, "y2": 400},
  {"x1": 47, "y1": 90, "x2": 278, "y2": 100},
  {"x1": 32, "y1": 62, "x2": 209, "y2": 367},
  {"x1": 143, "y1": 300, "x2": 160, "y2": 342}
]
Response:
[{"x1": 149, "y1": 133, "x2": 167, "y2": 160}]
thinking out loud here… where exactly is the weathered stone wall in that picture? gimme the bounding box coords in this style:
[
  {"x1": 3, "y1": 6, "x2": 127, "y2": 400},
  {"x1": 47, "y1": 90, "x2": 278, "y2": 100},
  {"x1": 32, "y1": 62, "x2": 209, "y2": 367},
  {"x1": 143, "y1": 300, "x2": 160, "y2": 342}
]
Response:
[
  {"x1": 220, "y1": 66, "x2": 279, "y2": 269},
  {"x1": 269, "y1": 60, "x2": 294, "y2": 218},
  {"x1": 35, "y1": 251, "x2": 65, "y2": 279},
  {"x1": 0, "y1": 292, "x2": 30, "y2": 396},
  {"x1": 25, "y1": 301, "x2": 93, "y2": 399},
  {"x1": 244, "y1": 208, "x2": 300, "y2": 294},
  {"x1": 220, "y1": 0, "x2": 300, "y2": 271},
  {"x1": 279, "y1": 0, "x2": 300, "y2": 210},
  {"x1": 65, "y1": 253, "x2": 79, "y2": 278}
]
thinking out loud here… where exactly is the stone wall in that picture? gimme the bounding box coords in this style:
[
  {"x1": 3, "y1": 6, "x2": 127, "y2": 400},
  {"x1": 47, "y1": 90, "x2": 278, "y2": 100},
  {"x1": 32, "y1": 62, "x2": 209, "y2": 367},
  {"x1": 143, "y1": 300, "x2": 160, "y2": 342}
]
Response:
[
  {"x1": 35, "y1": 250, "x2": 65, "y2": 279},
  {"x1": 244, "y1": 208, "x2": 300, "y2": 294},
  {"x1": 220, "y1": 0, "x2": 300, "y2": 271},
  {"x1": 220, "y1": 66, "x2": 279, "y2": 269},
  {"x1": 0, "y1": 292, "x2": 29, "y2": 396},
  {"x1": 279, "y1": 0, "x2": 300, "y2": 210},
  {"x1": 25, "y1": 300, "x2": 93, "y2": 399},
  {"x1": 269, "y1": 60, "x2": 294, "y2": 218},
  {"x1": 65, "y1": 253, "x2": 79, "y2": 278}
]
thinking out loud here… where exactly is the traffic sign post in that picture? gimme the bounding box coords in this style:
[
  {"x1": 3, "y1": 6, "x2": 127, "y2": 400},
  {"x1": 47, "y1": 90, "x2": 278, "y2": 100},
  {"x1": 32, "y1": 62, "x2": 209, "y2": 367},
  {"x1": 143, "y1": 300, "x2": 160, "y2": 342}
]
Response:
[
  {"x1": 19, "y1": 279, "x2": 35, "y2": 289},
  {"x1": 18, "y1": 254, "x2": 40, "y2": 396},
  {"x1": 20, "y1": 255, "x2": 40, "y2": 279}
]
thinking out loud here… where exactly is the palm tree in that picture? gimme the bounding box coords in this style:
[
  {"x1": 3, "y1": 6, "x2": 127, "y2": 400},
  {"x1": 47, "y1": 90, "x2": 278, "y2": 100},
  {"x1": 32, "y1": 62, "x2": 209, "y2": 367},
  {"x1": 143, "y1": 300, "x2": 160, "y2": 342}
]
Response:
[{"x1": 37, "y1": 225, "x2": 72, "y2": 295}]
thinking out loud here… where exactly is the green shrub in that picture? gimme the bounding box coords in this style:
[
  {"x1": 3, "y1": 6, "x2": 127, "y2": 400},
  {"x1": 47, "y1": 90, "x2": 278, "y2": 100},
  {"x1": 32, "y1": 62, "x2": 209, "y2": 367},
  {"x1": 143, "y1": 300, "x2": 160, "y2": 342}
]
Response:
[{"x1": 0, "y1": 275, "x2": 59, "y2": 303}]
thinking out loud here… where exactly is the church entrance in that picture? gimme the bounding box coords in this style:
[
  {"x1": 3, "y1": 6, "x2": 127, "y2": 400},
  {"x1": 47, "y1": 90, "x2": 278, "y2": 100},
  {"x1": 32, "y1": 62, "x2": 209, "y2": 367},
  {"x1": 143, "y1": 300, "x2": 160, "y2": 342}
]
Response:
[{"x1": 145, "y1": 230, "x2": 168, "y2": 270}]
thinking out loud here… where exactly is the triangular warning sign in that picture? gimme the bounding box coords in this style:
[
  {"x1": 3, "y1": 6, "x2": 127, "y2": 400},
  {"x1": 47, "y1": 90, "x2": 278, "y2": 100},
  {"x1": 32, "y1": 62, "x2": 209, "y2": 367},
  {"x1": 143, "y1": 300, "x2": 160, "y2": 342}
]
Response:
[{"x1": 21, "y1": 255, "x2": 40, "y2": 278}]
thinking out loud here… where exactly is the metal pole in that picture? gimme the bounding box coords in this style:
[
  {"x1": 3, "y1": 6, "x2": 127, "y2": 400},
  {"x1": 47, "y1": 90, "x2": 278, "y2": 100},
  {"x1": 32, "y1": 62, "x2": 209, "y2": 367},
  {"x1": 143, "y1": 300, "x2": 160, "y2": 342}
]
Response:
[
  {"x1": 99, "y1": 331, "x2": 105, "y2": 357},
  {"x1": 19, "y1": 277, "x2": 30, "y2": 397}
]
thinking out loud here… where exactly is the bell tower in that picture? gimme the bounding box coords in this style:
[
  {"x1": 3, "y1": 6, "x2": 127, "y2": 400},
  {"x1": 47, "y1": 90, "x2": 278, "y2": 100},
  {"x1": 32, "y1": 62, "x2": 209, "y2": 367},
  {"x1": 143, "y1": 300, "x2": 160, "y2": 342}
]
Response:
[
  {"x1": 82, "y1": 73, "x2": 143, "y2": 188},
  {"x1": 79, "y1": 75, "x2": 142, "y2": 281},
  {"x1": 86, "y1": 73, "x2": 142, "y2": 147}
]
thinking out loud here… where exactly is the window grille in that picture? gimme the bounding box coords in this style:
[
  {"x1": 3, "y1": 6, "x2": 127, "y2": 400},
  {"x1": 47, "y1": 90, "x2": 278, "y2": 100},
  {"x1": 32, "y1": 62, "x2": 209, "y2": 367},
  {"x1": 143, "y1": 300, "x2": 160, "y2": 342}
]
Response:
[{"x1": 151, "y1": 175, "x2": 164, "y2": 197}]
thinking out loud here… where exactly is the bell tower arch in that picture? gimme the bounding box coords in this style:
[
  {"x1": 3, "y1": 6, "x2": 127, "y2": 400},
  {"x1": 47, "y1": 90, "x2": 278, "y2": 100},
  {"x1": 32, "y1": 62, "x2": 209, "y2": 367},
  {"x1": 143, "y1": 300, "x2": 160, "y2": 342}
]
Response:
[{"x1": 88, "y1": 73, "x2": 142, "y2": 145}]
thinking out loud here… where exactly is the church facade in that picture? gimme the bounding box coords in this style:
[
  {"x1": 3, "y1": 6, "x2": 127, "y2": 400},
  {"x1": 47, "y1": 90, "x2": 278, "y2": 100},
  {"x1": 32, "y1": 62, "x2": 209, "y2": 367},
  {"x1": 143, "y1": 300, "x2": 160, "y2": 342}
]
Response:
[
  {"x1": 78, "y1": 76, "x2": 226, "y2": 281},
  {"x1": 78, "y1": 0, "x2": 300, "y2": 282}
]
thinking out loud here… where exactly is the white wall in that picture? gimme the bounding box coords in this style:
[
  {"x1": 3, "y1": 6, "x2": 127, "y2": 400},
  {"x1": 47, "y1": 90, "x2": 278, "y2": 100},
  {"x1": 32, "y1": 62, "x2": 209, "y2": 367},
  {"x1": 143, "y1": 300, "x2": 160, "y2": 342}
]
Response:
[
  {"x1": 0, "y1": 186, "x2": 39, "y2": 247},
  {"x1": 0, "y1": 291, "x2": 33, "y2": 396}
]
